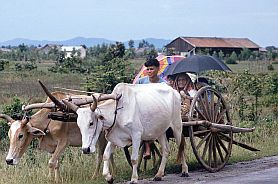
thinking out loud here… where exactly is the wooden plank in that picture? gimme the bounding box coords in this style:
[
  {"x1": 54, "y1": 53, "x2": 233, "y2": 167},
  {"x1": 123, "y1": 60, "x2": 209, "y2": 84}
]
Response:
[{"x1": 182, "y1": 121, "x2": 255, "y2": 133}]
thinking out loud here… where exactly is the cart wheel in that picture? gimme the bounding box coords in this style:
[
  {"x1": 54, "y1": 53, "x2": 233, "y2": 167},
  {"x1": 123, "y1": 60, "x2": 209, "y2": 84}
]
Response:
[{"x1": 189, "y1": 86, "x2": 233, "y2": 172}]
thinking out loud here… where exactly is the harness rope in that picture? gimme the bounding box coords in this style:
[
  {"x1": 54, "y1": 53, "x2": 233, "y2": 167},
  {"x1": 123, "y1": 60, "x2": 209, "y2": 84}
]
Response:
[{"x1": 105, "y1": 95, "x2": 122, "y2": 136}]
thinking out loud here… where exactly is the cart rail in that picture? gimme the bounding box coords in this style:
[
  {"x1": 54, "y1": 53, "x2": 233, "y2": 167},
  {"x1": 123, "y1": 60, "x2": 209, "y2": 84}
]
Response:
[{"x1": 182, "y1": 120, "x2": 255, "y2": 133}]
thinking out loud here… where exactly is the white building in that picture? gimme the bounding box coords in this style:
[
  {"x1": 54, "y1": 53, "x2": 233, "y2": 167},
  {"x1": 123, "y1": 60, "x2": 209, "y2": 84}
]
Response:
[{"x1": 61, "y1": 46, "x2": 86, "y2": 58}]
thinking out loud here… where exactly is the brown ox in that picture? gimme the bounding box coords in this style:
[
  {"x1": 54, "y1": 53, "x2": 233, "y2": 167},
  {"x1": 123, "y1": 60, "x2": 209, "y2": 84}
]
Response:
[{"x1": 0, "y1": 91, "x2": 116, "y2": 183}]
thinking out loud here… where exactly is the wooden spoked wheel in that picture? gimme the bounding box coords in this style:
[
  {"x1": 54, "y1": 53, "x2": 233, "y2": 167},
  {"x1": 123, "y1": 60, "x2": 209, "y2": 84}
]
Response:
[{"x1": 188, "y1": 86, "x2": 233, "y2": 172}]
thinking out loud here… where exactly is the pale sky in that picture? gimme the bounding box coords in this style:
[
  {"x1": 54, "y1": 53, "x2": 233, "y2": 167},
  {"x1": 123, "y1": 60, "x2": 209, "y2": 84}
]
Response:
[{"x1": 0, "y1": 0, "x2": 277, "y2": 47}]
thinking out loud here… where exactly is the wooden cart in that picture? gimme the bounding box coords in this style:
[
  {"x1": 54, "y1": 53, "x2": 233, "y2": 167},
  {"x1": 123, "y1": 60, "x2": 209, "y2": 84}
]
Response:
[
  {"x1": 181, "y1": 85, "x2": 259, "y2": 172},
  {"x1": 138, "y1": 85, "x2": 259, "y2": 172}
]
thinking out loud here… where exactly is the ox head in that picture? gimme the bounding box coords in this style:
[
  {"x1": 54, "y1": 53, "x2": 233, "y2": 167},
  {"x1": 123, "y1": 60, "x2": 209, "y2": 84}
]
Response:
[
  {"x1": 62, "y1": 95, "x2": 103, "y2": 154},
  {"x1": 62, "y1": 93, "x2": 119, "y2": 154},
  {"x1": 0, "y1": 114, "x2": 45, "y2": 165}
]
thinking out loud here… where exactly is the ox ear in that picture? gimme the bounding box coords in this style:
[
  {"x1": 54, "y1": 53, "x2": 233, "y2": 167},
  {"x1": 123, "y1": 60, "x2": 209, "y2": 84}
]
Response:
[{"x1": 28, "y1": 127, "x2": 45, "y2": 137}]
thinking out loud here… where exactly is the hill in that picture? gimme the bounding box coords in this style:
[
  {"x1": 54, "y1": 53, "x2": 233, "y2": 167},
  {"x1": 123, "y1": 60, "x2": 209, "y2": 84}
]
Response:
[{"x1": 0, "y1": 37, "x2": 171, "y2": 49}]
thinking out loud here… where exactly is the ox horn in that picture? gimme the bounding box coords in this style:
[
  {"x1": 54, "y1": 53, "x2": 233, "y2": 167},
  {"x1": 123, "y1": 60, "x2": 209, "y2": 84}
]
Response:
[
  {"x1": 90, "y1": 95, "x2": 97, "y2": 112},
  {"x1": 59, "y1": 93, "x2": 120, "y2": 107},
  {"x1": 0, "y1": 114, "x2": 15, "y2": 123},
  {"x1": 22, "y1": 102, "x2": 56, "y2": 111},
  {"x1": 62, "y1": 100, "x2": 79, "y2": 112},
  {"x1": 38, "y1": 80, "x2": 66, "y2": 110},
  {"x1": 69, "y1": 94, "x2": 115, "y2": 106},
  {"x1": 97, "y1": 93, "x2": 120, "y2": 102}
]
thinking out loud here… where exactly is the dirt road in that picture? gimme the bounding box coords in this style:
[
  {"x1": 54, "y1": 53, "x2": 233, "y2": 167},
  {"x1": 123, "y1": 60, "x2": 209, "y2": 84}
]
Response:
[{"x1": 136, "y1": 156, "x2": 278, "y2": 184}]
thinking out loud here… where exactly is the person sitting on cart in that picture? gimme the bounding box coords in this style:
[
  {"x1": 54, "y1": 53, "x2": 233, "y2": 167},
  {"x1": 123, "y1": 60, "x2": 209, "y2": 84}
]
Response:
[
  {"x1": 195, "y1": 77, "x2": 209, "y2": 90},
  {"x1": 172, "y1": 72, "x2": 197, "y2": 119},
  {"x1": 167, "y1": 75, "x2": 175, "y2": 87},
  {"x1": 136, "y1": 58, "x2": 166, "y2": 159}
]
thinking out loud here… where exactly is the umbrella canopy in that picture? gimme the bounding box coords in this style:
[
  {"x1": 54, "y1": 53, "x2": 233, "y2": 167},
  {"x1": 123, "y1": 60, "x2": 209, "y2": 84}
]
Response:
[
  {"x1": 132, "y1": 55, "x2": 185, "y2": 84},
  {"x1": 164, "y1": 55, "x2": 232, "y2": 76}
]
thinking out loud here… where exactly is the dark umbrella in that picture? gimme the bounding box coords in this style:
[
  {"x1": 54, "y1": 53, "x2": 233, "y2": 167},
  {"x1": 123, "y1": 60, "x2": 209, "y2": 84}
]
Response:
[{"x1": 164, "y1": 55, "x2": 232, "y2": 76}]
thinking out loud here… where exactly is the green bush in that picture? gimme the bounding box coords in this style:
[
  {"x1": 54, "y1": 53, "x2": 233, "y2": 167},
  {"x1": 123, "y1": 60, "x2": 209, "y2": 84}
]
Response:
[
  {"x1": 267, "y1": 64, "x2": 274, "y2": 70},
  {"x1": 24, "y1": 62, "x2": 37, "y2": 70},
  {"x1": 14, "y1": 62, "x2": 37, "y2": 71},
  {"x1": 206, "y1": 71, "x2": 278, "y2": 122},
  {"x1": 15, "y1": 63, "x2": 23, "y2": 71},
  {"x1": 226, "y1": 51, "x2": 238, "y2": 64},
  {"x1": 0, "y1": 97, "x2": 24, "y2": 140},
  {"x1": 226, "y1": 57, "x2": 237, "y2": 64},
  {"x1": 0, "y1": 59, "x2": 9, "y2": 71}
]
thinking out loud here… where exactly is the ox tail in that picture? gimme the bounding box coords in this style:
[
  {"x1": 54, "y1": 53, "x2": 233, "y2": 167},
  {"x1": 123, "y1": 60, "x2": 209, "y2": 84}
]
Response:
[{"x1": 176, "y1": 133, "x2": 185, "y2": 163}]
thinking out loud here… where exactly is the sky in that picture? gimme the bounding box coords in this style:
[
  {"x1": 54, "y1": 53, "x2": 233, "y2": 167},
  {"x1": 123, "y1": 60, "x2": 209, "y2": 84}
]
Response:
[{"x1": 0, "y1": 0, "x2": 277, "y2": 47}]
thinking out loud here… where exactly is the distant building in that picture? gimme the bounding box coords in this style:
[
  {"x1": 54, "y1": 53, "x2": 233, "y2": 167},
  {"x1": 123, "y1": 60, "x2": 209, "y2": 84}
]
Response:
[
  {"x1": 0, "y1": 48, "x2": 12, "y2": 52},
  {"x1": 134, "y1": 48, "x2": 147, "y2": 55},
  {"x1": 60, "y1": 46, "x2": 86, "y2": 58},
  {"x1": 165, "y1": 36, "x2": 260, "y2": 56},
  {"x1": 39, "y1": 44, "x2": 62, "y2": 54},
  {"x1": 259, "y1": 47, "x2": 267, "y2": 52}
]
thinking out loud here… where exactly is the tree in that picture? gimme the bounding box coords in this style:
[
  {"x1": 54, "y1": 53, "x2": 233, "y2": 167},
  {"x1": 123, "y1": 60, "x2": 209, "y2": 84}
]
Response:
[
  {"x1": 226, "y1": 52, "x2": 237, "y2": 64},
  {"x1": 84, "y1": 42, "x2": 135, "y2": 93},
  {"x1": 265, "y1": 46, "x2": 276, "y2": 51},
  {"x1": 239, "y1": 48, "x2": 251, "y2": 61},
  {"x1": 212, "y1": 51, "x2": 218, "y2": 58},
  {"x1": 226, "y1": 51, "x2": 237, "y2": 64},
  {"x1": 87, "y1": 58, "x2": 134, "y2": 93},
  {"x1": 105, "y1": 42, "x2": 125, "y2": 61},
  {"x1": 18, "y1": 43, "x2": 28, "y2": 61},
  {"x1": 124, "y1": 49, "x2": 135, "y2": 59},
  {"x1": 146, "y1": 49, "x2": 158, "y2": 61},
  {"x1": 128, "y1": 40, "x2": 135, "y2": 49},
  {"x1": 138, "y1": 39, "x2": 150, "y2": 48},
  {"x1": 267, "y1": 50, "x2": 277, "y2": 61},
  {"x1": 218, "y1": 50, "x2": 224, "y2": 60}
]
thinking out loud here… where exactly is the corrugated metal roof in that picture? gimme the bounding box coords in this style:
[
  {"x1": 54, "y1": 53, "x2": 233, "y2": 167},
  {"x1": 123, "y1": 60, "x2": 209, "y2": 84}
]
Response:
[{"x1": 180, "y1": 37, "x2": 260, "y2": 48}]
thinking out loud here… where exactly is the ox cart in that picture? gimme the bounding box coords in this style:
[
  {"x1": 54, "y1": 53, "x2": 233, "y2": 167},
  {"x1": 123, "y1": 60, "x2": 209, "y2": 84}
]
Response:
[
  {"x1": 44, "y1": 83, "x2": 258, "y2": 173},
  {"x1": 136, "y1": 85, "x2": 258, "y2": 172},
  {"x1": 179, "y1": 85, "x2": 258, "y2": 172}
]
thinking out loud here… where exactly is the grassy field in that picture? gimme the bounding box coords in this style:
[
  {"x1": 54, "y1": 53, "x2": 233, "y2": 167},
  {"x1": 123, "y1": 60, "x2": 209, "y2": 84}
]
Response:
[
  {"x1": 0, "y1": 70, "x2": 84, "y2": 105},
  {"x1": 0, "y1": 59, "x2": 277, "y2": 183},
  {"x1": 228, "y1": 60, "x2": 278, "y2": 73}
]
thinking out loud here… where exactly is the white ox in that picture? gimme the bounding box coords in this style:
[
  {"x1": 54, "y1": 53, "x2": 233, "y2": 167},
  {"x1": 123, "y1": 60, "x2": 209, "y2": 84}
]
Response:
[
  {"x1": 64, "y1": 83, "x2": 189, "y2": 183},
  {"x1": 0, "y1": 91, "x2": 116, "y2": 183}
]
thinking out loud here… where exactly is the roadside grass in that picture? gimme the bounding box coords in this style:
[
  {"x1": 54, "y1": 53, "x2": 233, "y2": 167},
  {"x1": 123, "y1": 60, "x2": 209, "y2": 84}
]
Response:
[{"x1": 229, "y1": 121, "x2": 278, "y2": 164}]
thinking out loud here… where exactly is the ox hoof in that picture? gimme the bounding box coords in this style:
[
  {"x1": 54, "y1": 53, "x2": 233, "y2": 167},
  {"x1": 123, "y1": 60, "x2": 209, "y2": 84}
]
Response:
[
  {"x1": 153, "y1": 176, "x2": 162, "y2": 181},
  {"x1": 129, "y1": 180, "x2": 138, "y2": 184},
  {"x1": 181, "y1": 172, "x2": 189, "y2": 177},
  {"x1": 107, "y1": 178, "x2": 114, "y2": 184}
]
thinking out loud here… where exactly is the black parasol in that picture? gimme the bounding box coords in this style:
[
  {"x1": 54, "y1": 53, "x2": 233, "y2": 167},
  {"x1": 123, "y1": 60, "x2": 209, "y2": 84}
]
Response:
[{"x1": 164, "y1": 55, "x2": 232, "y2": 76}]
